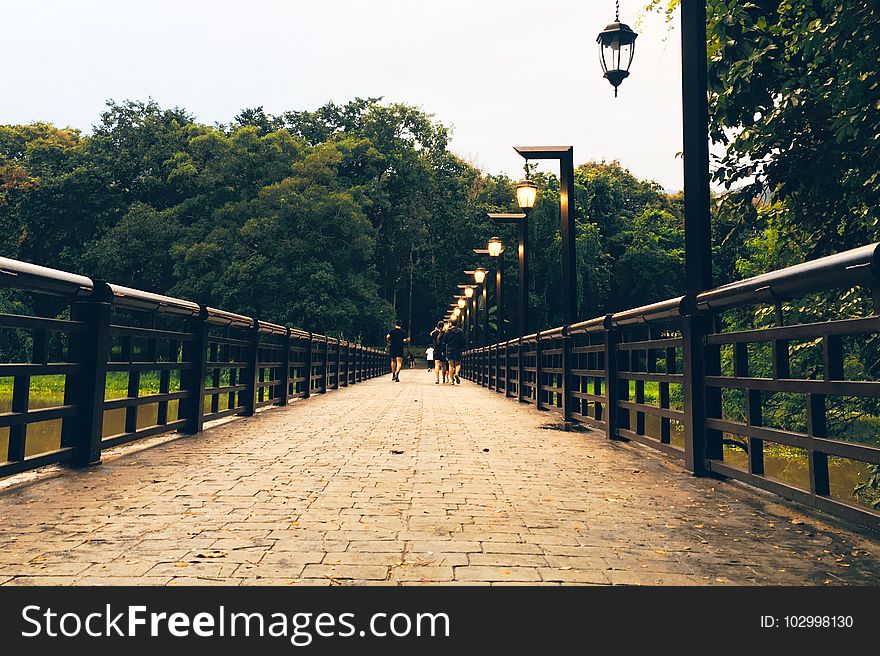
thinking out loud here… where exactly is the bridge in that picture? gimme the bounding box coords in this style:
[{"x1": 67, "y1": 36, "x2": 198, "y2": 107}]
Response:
[{"x1": 1, "y1": 253, "x2": 880, "y2": 585}]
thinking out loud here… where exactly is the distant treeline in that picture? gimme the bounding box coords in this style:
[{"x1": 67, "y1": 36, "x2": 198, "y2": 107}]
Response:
[{"x1": 0, "y1": 99, "x2": 692, "y2": 343}]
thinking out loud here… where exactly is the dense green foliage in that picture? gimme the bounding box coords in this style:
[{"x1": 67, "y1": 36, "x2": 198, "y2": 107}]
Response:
[
  {"x1": 0, "y1": 99, "x2": 684, "y2": 345},
  {"x1": 645, "y1": 0, "x2": 880, "y2": 505}
]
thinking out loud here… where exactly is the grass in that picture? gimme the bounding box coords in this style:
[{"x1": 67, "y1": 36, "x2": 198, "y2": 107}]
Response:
[{"x1": 0, "y1": 371, "x2": 179, "y2": 398}]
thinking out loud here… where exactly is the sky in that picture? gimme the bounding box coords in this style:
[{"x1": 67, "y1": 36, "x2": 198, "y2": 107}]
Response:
[{"x1": 0, "y1": 0, "x2": 688, "y2": 190}]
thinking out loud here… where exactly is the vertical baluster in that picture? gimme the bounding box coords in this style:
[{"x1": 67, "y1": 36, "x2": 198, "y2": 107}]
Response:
[
  {"x1": 661, "y1": 344, "x2": 676, "y2": 444},
  {"x1": 122, "y1": 335, "x2": 139, "y2": 435},
  {"x1": 158, "y1": 337, "x2": 173, "y2": 426},
  {"x1": 534, "y1": 334, "x2": 543, "y2": 410},
  {"x1": 807, "y1": 335, "x2": 841, "y2": 497},
  {"x1": 334, "y1": 339, "x2": 342, "y2": 390},
  {"x1": 304, "y1": 334, "x2": 314, "y2": 398},
  {"x1": 561, "y1": 330, "x2": 572, "y2": 423},
  {"x1": 277, "y1": 329, "x2": 291, "y2": 406},
  {"x1": 240, "y1": 324, "x2": 260, "y2": 416},
  {"x1": 604, "y1": 323, "x2": 619, "y2": 439}
]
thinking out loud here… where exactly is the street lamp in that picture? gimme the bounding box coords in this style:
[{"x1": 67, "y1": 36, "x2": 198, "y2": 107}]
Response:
[
  {"x1": 457, "y1": 298, "x2": 466, "y2": 309},
  {"x1": 461, "y1": 282, "x2": 478, "y2": 346},
  {"x1": 471, "y1": 269, "x2": 488, "y2": 346},
  {"x1": 487, "y1": 237, "x2": 504, "y2": 340},
  {"x1": 515, "y1": 180, "x2": 538, "y2": 212},
  {"x1": 597, "y1": 6, "x2": 638, "y2": 97},
  {"x1": 488, "y1": 212, "x2": 529, "y2": 337},
  {"x1": 514, "y1": 146, "x2": 578, "y2": 326}
]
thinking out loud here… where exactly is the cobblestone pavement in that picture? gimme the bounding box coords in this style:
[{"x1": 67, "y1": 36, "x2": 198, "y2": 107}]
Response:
[{"x1": 2, "y1": 368, "x2": 880, "y2": 586}]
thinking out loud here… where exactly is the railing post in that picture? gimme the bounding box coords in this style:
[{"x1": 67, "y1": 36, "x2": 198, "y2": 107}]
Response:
[
  {"x1": 483, "y1": 347, "x2": 489, "y2": 387},
  {"x1": 276, "y1": 328, "x2": 291, "y2": 406},
  {"x1": 353, "y1": 345, "x2": 359, "y2": 383},
  {"x1": 561, "y1": 329, "x2": 572, "y2": 423},
  {"x1": 65, "y1": 298, "x2": 112, "y2": 467},
  {"x1": 535, "y1": 333, "x2": 543, "y2": 410},
  {"x1": 180, "y1": 311, "x2": 209, "y2": 432},
  {"x1": 322, "y1": 336, "x2": 330, "y2": 393},
  {"x1": 682, "y1": 313, "x2": 717, "y2": 474},
  {"x1": 517, "y1": 338, "x2": 524, "y2": 403},
  {"x1": 343, "y1": 343, "x2": 350, "y2": 386},
  {"x1": 334, "y1": 338, "x2": 341, "y2": 389},
  {"x1": 504, "y1": 342, "x2": 511, "y2": 397},
  {"x1": 604, "y1": 324, "x2": 620, "y2": 440},
  {"x1": 304, "y1": 333, "x2": 314, "y2": 398},
  {"x1": 240, "y1": 323, "x2": 260, "y2": 417}
]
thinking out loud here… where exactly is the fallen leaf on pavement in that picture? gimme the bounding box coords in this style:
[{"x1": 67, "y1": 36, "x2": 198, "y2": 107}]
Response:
[{"x1": 195, "y1": 551, "x2": 227, "y2": 559}]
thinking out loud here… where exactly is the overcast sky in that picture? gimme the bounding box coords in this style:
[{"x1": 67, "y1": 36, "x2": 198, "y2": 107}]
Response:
[{"x1": 1, "y1": 0, "x2": 688, "y2": 190}]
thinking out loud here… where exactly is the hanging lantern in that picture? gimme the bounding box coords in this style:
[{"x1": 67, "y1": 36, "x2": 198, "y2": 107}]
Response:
[
  {"x1": 515, "y1": 180, "x2": 538, "y2": 212},
  {"x1": 597, "y1": 3, "x2": 638, "y2": 97}
]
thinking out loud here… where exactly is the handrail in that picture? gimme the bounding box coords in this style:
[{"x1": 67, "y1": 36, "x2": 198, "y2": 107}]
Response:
[
  {"x1": 610, "y1": 296, "x2": 688, "y2": 327},
  {"x1": 696, "y1": 243, "x2": 880, "y2": 311},
  {"x1": 204, "y1": 307, "x2": 255, "y2": 328},
  {"x1": 257, "y1": 320, "x2": 288, "y2": 336},
  {"x1": 568, "y1": 314, "x2": 611, "y2": 335},
  {"x1": 97, "y1": 282, "x2": 202, "y2": 317},
  {"x1": 539, "y1": 326, "x2": 565, "y2": 340},
  {"x1": 0, "y1": 257, "x2": 93, "y2": 297}
]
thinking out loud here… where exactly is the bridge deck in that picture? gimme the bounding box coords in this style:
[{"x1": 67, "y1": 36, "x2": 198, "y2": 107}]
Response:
[{"x1": 2, "y1": 369, "x2": 880, "y2": 586}]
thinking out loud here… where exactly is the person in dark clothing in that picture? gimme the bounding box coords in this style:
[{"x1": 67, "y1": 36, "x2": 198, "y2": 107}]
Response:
[
  {"x1": 385, "y1": 320, "x2": 409, "y2": 382},
  {"x1": 429, "y1": 321, "x2": 447, "y2": 384},
  {"x1": 444, "y1": 318, "x2": 465, "y2": 384}
]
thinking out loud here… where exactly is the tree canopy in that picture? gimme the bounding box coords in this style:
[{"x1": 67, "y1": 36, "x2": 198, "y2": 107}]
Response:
[{"x1": 0, "y1": 99, "x2": 685, "y2": 344}]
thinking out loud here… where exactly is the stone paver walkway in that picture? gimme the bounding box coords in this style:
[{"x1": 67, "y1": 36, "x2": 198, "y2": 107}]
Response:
[{"x1": 2, "y1": 367, "x2": 880, "y2": 586}]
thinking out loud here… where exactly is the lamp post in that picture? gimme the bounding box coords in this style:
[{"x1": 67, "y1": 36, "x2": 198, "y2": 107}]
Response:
[
  {"x1": 488, "y1": 213, "x2": 529, "y2": 337},
  {"x1": 460, "y1": 285, "x2": 476, "y2": 346},
  {"x1": 590, "y1": 3, "x2": 712, "y2": 473},
  {"x1": 465, "y1": 270, "x2": 489, "y2": 346},
  {"x1": 512, "y1": 146, "x2": 578, "y2": 326},
  {"x1": 680, "y1": 1, "x2": 712, "y2": 296},
  {"x1": 487, "y1": 237, "x2": 504, "y2": 341},
  {"x1": 473, "y1": 268, "x2": 488, "y2": 346},
  {"x1": 473, "y1": 239, "x2": 504, "y2": 343}
]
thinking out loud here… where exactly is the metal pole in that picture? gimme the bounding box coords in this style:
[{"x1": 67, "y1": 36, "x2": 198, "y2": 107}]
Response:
[
  {"x1": 481, "y1": 282, "x2": 488, "y2": 347},
  {"x1": 494, "y1": 253, "x2": 503, "y2": 341},
  {"x1": 514, "y1": 146, "x2": 577, "y2": 326},
  {"x1": 559, "y1": 150, "x2": 577, "y2": 324},
  {"x1": 681, "y1": 0, "x2": 712, "y2": 294},
  {"x1": 680, "y1": 0, "x2": 712, "y2": 475},
  {"x1": 519, "y1": 219, "x2": 528, "y2": 337}
]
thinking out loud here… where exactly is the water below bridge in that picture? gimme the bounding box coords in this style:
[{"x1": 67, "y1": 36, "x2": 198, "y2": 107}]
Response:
[{"x1": 1, "y1": 367, "x2": 880, "y2": 586}]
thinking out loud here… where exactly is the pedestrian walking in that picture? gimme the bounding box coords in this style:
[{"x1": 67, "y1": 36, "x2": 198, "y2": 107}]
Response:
[
  {"x1": 425, "y1": 345, "x2": 435, "y2": 370},
  {"x1": 444, "y1": 318, "x2": 465, "y2": 384},
  {"x1": 386, "y1": 320, "x2": 409, "y2": 382},
  {"x1": 429, "y1": 321, "x2": 447, "y2": 385}
]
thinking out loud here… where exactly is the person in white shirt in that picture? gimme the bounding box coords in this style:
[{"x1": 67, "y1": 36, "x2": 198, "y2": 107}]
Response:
[{"x1": 425, "y1": 346, "x2": 435, "y2": 370}]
